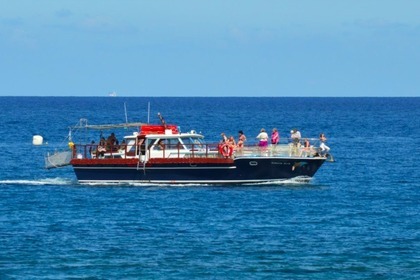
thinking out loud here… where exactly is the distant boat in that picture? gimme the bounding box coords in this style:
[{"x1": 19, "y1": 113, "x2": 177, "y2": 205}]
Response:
[{"x1": 109, "y1": 91, "x2": 117, "y2": 97}]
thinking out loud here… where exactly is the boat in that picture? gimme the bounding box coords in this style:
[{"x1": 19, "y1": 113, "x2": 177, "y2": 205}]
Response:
[{"x1": 47, "y1": 114, "x2": 332, "y2": 184}]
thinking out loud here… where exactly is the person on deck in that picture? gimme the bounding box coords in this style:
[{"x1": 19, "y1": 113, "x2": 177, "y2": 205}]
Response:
[
  {"x1": 319, "y1": 133, "x2": 330, "y2": 157},
  {"x1": 300, "y1": 138, "x2": 312, "y2": 157},
  {"x1": 290, "y1": 129, "x2": 301, "y2": 155},
  {"x1": 291, "y1": 129, "x2": 301, "y2": 143},
  {"x1": 107, "y1": 132, "x2": 118, "y2": 151},
  {"x1": 97, "y1": 138, "x2": 107, "y2": 158},
  {"x1": 119, "y1": 139, "x2": 127, "y2": 152},
  {"x1": 237, "y1": 130, "x2": 246, "y2": 148},
  {"x1": 220, "y1": 133, "x2": 228, "y2": 144},
  {"x1": 256, "y1": 128, "x2": 269, "y2": 147},
  {"x1": 271, "y1": 128, "x2": 280, "y2": 145},
  {"x1": 228, "y1": 136, "x2": 236, "y2": 149},
  {"x1": 89, "y1": 140, "x2": 96, "y2": 157}
]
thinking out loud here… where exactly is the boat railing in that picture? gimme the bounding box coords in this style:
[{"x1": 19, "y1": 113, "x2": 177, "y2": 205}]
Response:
[
  {"x1": 149, "y1": 143, "x2": 220, "y2": 159},
  {"x1": 71, "y1": 144, "x2": 130, "y2": 160},
  {"x1": 240, "y1": 137, "x2": 323, "y2": 157},
  {"x1": 70, "y1": 143, "x2": 219, "y2": 160},
  {"x1": 71, "y1": 138, "x2": 327, "y2": 160}
]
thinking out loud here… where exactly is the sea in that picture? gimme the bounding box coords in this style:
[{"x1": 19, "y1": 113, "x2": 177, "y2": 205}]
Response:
[{"x1": 0, "y1": 97, "x2": 419, "y2": 279}]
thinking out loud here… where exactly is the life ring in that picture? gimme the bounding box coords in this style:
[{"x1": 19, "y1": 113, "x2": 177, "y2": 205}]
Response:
[{"x1": 219, "y1": 143, "x2": 233, "y2": 157}]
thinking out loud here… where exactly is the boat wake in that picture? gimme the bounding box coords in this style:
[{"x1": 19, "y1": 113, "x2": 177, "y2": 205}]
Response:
[
  {"x1": 243, "y1": 176, "x2": 313, "y2": 186},
  {"x1": 0, "y1": 177, "x2": 74, "y2": 186},
  {"x1": 0, "y1": 176, "x2": 312, "y2": 188},
  {"x1": 79, "y1": 182, "x2": 218, "y2": 188},
  {"x1": 80, "y1": 176, "x2": 313, "y2": 188}
]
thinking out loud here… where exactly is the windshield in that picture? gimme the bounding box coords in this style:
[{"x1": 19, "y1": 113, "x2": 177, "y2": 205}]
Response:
[{"x1": 181, "y1": 137, "x2": 204, "y2": 148}]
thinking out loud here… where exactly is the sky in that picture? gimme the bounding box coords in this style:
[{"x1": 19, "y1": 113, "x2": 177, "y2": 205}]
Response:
[{"x1": 0, "y1": 0, "x2": 419, "y2": 97}]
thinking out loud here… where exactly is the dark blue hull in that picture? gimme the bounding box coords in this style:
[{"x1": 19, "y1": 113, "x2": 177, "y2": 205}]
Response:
[{"x1": 72, "y1": 157, "x2": 326, "y2": 184}]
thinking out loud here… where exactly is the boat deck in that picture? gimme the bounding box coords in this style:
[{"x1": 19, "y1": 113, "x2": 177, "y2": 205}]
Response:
[{"x1": 71, "y1": 142, "x2": 323, "y2": 161}]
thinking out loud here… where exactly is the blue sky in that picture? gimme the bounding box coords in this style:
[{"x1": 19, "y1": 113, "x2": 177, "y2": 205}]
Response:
[{"x1": 1, "y1": 0, "x2": 419, "y2": 97}]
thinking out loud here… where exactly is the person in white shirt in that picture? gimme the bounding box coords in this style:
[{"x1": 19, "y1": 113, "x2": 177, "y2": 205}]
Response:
[
  {"x1": 319, "y1": 133, "x2": 330, "y2": 156},
  {"x1": 290, "y1": 129, "x2": 301, "y2": 155},
  {"x1": 290, "y1": 129, "x2": 301, "y2": 143},
  {"x1": 256, "y1": 128, "x2": 269, "y2": 147}
]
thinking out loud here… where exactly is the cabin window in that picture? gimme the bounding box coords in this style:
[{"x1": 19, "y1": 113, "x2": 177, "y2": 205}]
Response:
[
  {"x1": 182, "y1": 137, "x2": 204, "y2": 149},
  {"x1": 165, "y1": 139, "x2": 184, "y2": 150},
  {"x1": 151, "y1": 139, "x2": 166, "y2": 151},
  {"x1": 123, "y1": 139, "x2": 137, "y2": 155}
]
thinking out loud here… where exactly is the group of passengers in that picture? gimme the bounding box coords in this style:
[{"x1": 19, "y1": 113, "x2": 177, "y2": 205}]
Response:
[
  {"x1": 218, "y1": 132, "x2": 237, "y2": 158},
  {"x1": 90, "y1": 132, "x2": 127, "y2": 158},
  {"x1": 220, "y1": 128, "x2": 330, "y2": 158}
]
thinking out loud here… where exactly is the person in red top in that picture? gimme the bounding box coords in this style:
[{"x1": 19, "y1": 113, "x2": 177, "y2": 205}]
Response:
[{"x1": 271, "y1": 128, "x2": 279, "y2": 145}]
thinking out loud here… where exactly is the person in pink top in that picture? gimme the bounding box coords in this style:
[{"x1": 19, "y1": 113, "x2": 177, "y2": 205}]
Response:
[{"x1": 271, "y1": 128, "x2": 279, "y2": 145}]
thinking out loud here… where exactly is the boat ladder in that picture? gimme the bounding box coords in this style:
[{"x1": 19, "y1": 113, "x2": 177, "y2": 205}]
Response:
[{"x1": 137, "y1": 159, "x2": 147, "y2": 174}]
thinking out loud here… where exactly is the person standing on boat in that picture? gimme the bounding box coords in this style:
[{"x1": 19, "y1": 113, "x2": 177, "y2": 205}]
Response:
[
  {"x1": 291, "y1": 129, "x2": 301, "y2": 143},
  {"x1": 271, "y1": 128, "x2": 279, "y2": 145},
  {"x1": 256, "y1": 128, "x2": 269, "y2": 147},
  {"x1": 220, "y1": 133, "x2": 228, "y2": 143},
  {"x1": 227, "y1": 136, "x2": 236, "y2": 149},
  {"x1": 237, "y1": 130, "x2": 246, "y2": 148},
  {"x1": 319, "y1": 133, "x2": 330, "y2": 157},
  {"x1": 290, "y1": 128, "x2": 301, "y2": 155}
]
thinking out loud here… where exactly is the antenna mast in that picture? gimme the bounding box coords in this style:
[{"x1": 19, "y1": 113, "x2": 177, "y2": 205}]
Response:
[
  {"x1": 124, "y1": 102, "x2": 128, "y2": 123},
  {"x1": 147, "y1": 102, "x2": 150, "y2": 123}
]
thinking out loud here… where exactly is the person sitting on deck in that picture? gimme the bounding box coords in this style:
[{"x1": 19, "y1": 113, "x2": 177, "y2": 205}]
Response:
[
  {"x1": 107, "y1": 132, "x2": 118, "y2": 151},
  {"x1": 97, "y1": 138, "x2": 107, "y2": 158},
  {"x1": 300, "y1": 138, "x2": 312, "y2": 157},
  {"x1": 118, "y1": 139, "x2": 127, "y2": 153}
]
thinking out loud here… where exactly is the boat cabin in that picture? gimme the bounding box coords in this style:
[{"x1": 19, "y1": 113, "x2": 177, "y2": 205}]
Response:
[{"x1": 89, "y1": 124, "x2": 218, "y2": 161}]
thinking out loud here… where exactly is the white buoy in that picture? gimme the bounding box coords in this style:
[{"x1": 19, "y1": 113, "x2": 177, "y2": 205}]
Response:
[{"x1": 33, "y1": 135, "x2": 43, "y2": 146}]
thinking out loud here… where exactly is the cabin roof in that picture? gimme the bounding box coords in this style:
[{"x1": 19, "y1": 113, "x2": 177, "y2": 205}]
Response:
[{"x1": 124, "y1": 132, "x2": 204, "y2": 140}]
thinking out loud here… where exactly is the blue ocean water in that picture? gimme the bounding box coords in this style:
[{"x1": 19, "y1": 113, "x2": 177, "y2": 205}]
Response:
[{"x1": 0, "y1": 97, "x2": 419, "y2": 279}]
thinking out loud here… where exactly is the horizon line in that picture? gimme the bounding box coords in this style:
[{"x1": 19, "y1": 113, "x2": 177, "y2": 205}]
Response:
[{"x1": 0, "y1": 95, "x2": 419, "y2": 98}]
